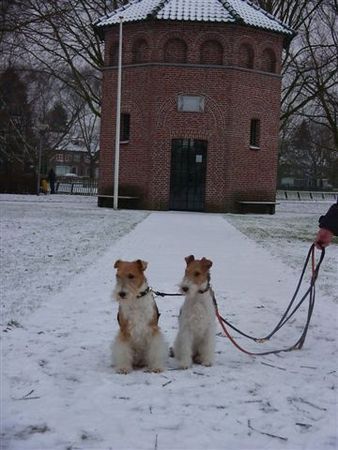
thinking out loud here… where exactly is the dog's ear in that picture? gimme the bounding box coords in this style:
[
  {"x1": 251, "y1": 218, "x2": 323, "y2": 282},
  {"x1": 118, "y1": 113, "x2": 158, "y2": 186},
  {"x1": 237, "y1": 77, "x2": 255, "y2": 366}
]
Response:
[
  {"x1": 201, "y1": 257, "x2": 213, "y2": 269},
  {"x1": 136, "y1": 259, "x2": 148, "y2": 271},
  {"x1": 114, "y1": 259, "x2": 121, "y2": 269},
  {"x1": 185, "y1": 255, "x2": 195, "y2": 265}
]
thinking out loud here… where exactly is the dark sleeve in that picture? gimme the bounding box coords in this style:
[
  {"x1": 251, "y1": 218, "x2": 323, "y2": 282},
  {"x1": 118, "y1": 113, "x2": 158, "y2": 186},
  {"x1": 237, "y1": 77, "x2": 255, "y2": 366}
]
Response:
[{"x1": 319, "y1": 202, "x2": 338, "y2": 236}]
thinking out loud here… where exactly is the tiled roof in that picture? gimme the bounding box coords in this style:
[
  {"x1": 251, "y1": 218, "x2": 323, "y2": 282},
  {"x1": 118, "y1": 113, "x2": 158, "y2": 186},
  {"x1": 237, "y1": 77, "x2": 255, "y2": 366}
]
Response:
[{"x1": 94, "y1": 0, "x2": 294, "y2": 38}]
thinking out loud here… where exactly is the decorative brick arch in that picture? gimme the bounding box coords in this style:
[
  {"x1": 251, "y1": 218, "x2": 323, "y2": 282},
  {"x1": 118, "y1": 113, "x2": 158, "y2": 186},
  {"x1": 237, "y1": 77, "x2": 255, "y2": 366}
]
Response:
[
  {"x1": 155, "y1": 96, "x2": 177, "y2": 129},
  {"x1": 132, "y1": 38, "x2": 150, "y2": 63},
  {"x1": 260, "y1": 47, "x2": 277, "y2": 73},
  {"x1": 200, "y1": 40, "x2": 224, "y2": 65},
  {"x1": 238, "y1": 42, "x2": 255, "y2": 69},
  {"x1": 193, "y1": 32, "x2": 229, "y2": 65},
  {"x1": 163, "y1": 38, "x2": 188, "y2": 63}
]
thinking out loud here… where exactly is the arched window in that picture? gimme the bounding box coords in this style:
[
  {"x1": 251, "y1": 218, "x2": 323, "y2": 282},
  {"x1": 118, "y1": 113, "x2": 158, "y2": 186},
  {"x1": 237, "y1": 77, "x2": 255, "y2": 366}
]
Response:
[
  {"x1": 261, "y1": 48, "x2": 276, "y2": 73},
  {"x1": 200, "y1": 40, "x2": 223, "y2": 65},
  {"x1": 164, "y1": 38, "x2": 187, "y2": 63},
  {"x1": 108, "y1": 43, "x2": 119, "y2": 66},
  {"x1": 238, "y1": 43, "x2": 254, "y2": 69},
  {"x1": 132, "y1": 39, "x2": 149, "y2": 63}
]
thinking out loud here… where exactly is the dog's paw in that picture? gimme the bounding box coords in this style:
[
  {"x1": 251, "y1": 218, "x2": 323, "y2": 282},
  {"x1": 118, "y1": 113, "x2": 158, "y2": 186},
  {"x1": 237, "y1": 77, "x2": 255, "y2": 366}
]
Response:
[
  {"x1": 145, "y1": 367, "x2": 164, "y2": 373},
  {"x1": 201, "y1": 361, "x2": 213, "y2": 367},
  {"x1": 116, "y1": 367, "x2": 131, "y2": 374},
  {"x1": 178, "y1": 362, "x2": 191, "y2": 370}
]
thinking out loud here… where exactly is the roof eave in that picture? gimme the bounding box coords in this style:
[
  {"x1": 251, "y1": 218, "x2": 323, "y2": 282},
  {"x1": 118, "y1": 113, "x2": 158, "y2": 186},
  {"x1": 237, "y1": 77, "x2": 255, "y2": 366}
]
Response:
[
  {"x1": 93, "y1": 16, "x2": 296, "y2": 46},
  {"x1": 92, "y1": 22, "x2": 105, "y2": 41}
]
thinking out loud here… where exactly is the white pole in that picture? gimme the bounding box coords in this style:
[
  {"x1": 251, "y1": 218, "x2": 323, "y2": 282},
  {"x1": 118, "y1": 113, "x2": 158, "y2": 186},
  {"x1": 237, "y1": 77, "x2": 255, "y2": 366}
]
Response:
[{"x1": 113, "y1": 16, "x2": 123, "y2": 210}]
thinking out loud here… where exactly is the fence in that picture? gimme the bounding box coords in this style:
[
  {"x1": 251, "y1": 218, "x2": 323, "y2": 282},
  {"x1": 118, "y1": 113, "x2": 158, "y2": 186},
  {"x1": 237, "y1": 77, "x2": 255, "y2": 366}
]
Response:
[
  {"x1": 276, "y1": 190, "x2": 338, "y2": 201},
  {"x1": 54, "y1": 182, "x2": 337, "y2": 202},
  {"x1": 56, "y1": 179, "x2": 98, "y2": 196}
]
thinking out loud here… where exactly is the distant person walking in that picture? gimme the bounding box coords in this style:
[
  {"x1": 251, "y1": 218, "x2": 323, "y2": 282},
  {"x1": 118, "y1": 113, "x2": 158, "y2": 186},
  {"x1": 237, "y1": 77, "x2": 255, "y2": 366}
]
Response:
[
  {"x1": 315, "y1": 200, "x2": 338, "y2": 249},
  {"x1": 48, "y1": 168, "x2": 56, "y2": 194}
]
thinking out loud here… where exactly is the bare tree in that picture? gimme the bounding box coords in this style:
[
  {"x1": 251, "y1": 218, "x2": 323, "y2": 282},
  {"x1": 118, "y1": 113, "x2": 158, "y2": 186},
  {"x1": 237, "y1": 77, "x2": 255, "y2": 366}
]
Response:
[
  {"x1": 0, "y1": 67, "x2": 81, "y2": 174},
  {"x1": 77, "y1": 110, "x2": 100, "y2": 179},
  {"x1": 254, "y1": 0, "x2": 326, "y2": 30},
  {"x1": 1, "y1": 0, "x2": 129, "y2": 116},
  {"x1": 300, "y1": 1, "x2": 338, "y2": 148},
  {"x1": 279, "y1": 119, "x2": 336, "y2": 187},
  {"x1": 254, "y1": 0, "x2": 337, "y2": 138},
  {"x1": 2, "y1": 0, "x2": 337, "y2": 189}
]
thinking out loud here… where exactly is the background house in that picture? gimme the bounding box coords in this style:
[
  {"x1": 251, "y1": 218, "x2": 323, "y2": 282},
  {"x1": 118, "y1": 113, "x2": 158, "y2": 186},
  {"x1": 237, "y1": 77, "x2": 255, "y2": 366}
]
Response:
[
  {"x1": 52, "y1": 138, "x2": 99, "y2": 179},
  {"x1": 95, "y1": 0, "x2": 294, "y2": 212}
]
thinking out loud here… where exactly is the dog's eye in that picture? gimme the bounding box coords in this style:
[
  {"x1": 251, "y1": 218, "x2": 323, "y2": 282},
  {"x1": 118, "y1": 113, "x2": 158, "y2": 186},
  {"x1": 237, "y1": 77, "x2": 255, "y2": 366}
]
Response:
[
  {"x1": 194, "y1": 271, "x2": 201, "y2": 277},
  {"x1": 128, "y1": 273, "x2": 135, "y2": 279}
]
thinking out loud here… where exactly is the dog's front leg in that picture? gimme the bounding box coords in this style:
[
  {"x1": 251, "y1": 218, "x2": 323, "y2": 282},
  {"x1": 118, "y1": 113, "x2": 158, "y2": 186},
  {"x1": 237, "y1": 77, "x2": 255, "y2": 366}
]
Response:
[
  {"x1": 198, "y1": 329, "x2": 215, "y2": 367},
  {"x1": 112, "y1": 335, "x2": 133, "y2": 374},
  {"x1": 173, "y1": 331, "x2": 194, "y2": 369},
  {"x1": 146, "y1": 331, "x2": 168, "y2": 373}
]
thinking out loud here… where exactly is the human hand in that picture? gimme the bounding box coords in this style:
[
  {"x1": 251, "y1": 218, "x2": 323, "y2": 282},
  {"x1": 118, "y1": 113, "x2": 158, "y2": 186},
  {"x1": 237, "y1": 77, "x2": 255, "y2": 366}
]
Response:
[{"x1": 315, "y1": 228, "x2": 334, "y2": 249}]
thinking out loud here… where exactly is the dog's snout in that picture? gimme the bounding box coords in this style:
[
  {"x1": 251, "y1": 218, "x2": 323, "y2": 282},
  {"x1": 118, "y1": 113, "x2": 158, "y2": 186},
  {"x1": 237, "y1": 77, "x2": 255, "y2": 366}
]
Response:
[
  {"x1": 182, "y1": 286, "x2": 189, "y2": 293},
  {"x1": 119, "y1": 291, "x2": 127, "y2": 298}
]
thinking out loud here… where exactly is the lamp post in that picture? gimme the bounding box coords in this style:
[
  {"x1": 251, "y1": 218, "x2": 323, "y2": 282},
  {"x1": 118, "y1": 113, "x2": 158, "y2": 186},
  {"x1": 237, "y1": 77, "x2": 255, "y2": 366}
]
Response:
[
  {"x1": 36, "y1": 123, "x2": 49, "y2": 196},
  {"x1": 113, "y1": 16, "x2": 124, "y2": 210}
]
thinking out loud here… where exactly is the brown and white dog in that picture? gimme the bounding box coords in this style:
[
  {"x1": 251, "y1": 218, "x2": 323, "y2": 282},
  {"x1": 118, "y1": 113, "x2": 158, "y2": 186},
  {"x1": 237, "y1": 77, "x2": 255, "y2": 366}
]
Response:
[
  {"x1": 173, "y1": 255, "x2": 216, "y2": 369},
  {"x1": 112, "y1": 259, "x2": 168, "y2": 374}
]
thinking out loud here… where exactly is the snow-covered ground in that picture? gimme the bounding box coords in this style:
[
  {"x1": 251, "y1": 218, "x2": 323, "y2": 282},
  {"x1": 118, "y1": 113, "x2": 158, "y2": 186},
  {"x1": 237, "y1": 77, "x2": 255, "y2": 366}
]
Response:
[
  {"x1": 0, "y1": 195, "x2": 148, "y2": 322},
  {"x1": 1, "y1": 195, "x2": 337, "y2": 450}
]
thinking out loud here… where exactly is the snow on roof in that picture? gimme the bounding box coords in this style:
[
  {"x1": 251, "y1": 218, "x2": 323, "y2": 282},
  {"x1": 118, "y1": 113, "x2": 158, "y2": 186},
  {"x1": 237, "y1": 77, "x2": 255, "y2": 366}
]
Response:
[{"x1": 94, "y1": 0, "x2": 294, "y2": 38}]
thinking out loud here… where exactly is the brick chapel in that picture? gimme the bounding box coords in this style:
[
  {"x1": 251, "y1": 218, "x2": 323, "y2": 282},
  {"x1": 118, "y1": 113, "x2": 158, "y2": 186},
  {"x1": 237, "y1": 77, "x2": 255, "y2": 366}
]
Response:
[{"x1": 94, "y1": 0, "x2": 294, "y2": 212}]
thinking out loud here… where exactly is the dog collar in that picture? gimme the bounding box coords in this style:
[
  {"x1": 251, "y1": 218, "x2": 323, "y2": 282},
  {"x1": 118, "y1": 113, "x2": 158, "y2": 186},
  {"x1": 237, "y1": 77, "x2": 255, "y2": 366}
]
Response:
[
  {"x1": 137, "y1": 286, "x2": 151, "y2": 298},
  {"x1": 198, "y1": 273, "x2": 211, "y2": 294},
  {"x1": 198, "y1": 284, "x2": 210, "y2": 294}
]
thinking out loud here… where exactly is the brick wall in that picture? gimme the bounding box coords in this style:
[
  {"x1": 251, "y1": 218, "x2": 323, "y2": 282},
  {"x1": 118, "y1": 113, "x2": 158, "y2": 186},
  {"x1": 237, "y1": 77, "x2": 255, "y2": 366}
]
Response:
[{"x1": 99, "y1": 21, "x2": 284, "y2": 212}]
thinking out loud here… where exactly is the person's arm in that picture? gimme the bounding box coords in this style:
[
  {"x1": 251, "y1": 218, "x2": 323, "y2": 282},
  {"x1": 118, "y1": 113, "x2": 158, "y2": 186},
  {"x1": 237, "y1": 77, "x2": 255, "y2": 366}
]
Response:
[
  {"x1": 319, "y1": 203, "x2": 338, "y2": 235},
  {"x1": 315, "y1": 202, "x2": 338, "y2": 248}
]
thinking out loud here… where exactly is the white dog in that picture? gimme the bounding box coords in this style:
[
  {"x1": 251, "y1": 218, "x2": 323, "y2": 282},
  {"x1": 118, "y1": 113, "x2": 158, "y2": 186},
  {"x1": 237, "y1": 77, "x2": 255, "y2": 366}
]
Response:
[
  {"x1": 173, "y1": 255, "x2": 216, "y2": 369},
  {"x1": 112, "y1": 259, "x2": 168, "y2": 374}
]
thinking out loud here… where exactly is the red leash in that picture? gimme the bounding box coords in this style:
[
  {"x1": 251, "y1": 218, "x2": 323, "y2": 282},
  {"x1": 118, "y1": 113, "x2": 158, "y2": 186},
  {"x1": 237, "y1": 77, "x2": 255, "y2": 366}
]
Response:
[{"x1": 214, "y1": 245, "x2": 325, "y2": 356}]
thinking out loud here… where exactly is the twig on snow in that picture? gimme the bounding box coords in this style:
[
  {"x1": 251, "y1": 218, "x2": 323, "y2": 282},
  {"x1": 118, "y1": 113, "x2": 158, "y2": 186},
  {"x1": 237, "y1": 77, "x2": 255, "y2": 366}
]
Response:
[
  {"x1": 296, "y1": 422, "x2": 312, "y2": 429},
  {"x1": 247, "y1": 419, "x2": 288, "y2": 441},
  {"x1": 23, "y1": 389, "x2": 35, "y2": 398},
  {"x1": 297, "y1": 397, "x2": 327, "y2": 411},
  {"x1": 260, "y1": 361, "x2": 286, "y2": 371},
  {"x1": 162, "y1": 380, "x2": 172, "y2": 387},
  {"x1": 13, "y1": 390, "x2": 40, "y2": 401},
  {"x1": 154, "y1": 433, "x2": 158, "y2": 450}
]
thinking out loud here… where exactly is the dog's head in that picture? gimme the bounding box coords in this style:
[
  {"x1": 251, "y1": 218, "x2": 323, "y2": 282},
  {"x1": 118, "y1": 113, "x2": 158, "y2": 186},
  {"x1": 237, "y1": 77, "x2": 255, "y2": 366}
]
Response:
[
  {"x1": 113, "y1": 259, "x2": 148, "y2": 301},
  {"x1": 180, "y1": 255, "x2": 213, "y2": 297}
]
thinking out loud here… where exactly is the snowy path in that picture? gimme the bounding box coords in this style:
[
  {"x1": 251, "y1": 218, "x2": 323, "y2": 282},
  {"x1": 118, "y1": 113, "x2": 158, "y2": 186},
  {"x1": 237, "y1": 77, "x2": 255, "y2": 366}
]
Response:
[{"x1": 2, "y1": 212, "x2": 337, "y2": 450}]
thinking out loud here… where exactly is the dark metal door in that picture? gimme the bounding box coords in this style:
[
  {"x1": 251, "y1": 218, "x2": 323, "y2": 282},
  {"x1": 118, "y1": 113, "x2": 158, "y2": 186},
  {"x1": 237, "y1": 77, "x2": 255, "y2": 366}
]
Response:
[{"x1": 169, "y1": 139, "x2": 207, "y2": 211}]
